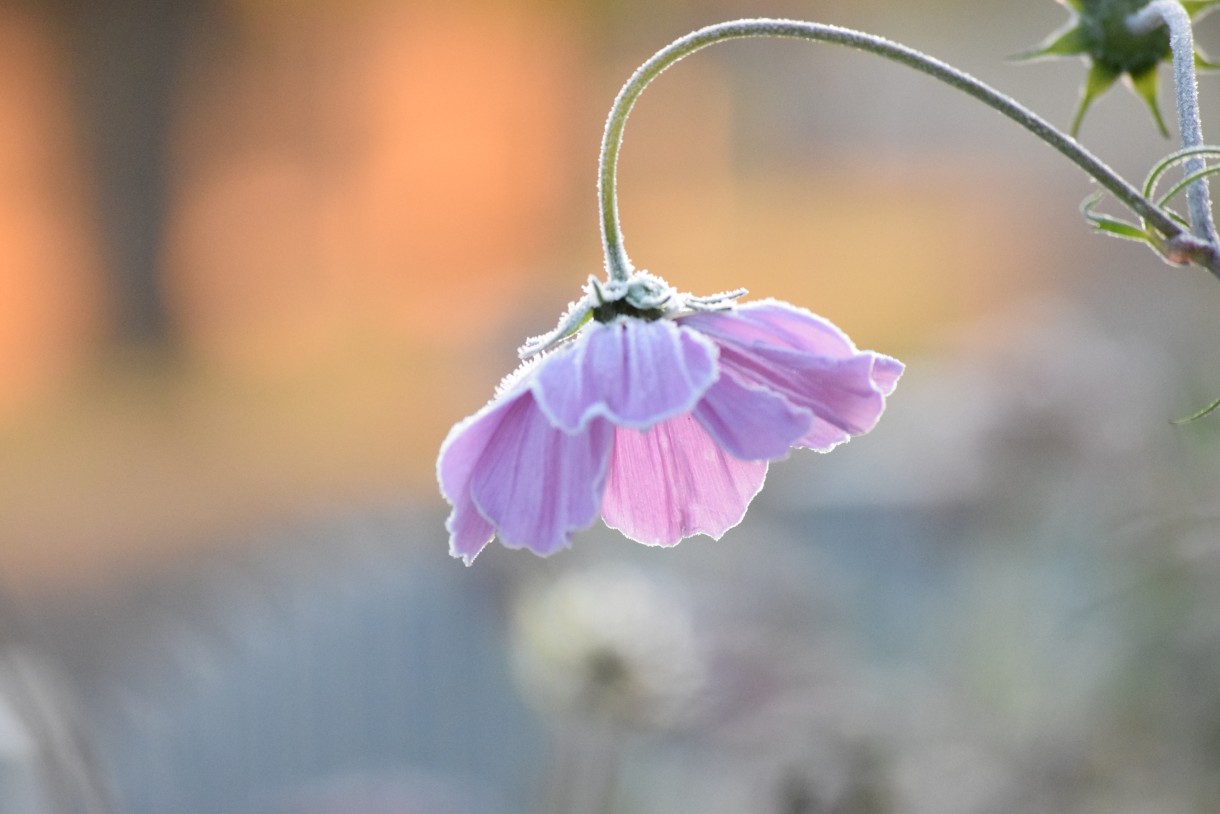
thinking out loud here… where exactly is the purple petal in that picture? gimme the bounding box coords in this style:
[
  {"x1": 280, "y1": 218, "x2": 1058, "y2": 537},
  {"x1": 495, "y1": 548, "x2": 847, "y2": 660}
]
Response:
[
  {"x1": 692, "y1": 372, "x2": 812, "y2": 460},
  {"x1": 735, "y1": 350, "x2": 901, "y2": 451},
  {"x1": 469, "y1": 392, "x2": 613, "y2": 558},
  {"x1": 680, "y1": 301, "x2": 903, "y2": 453},
  {"x1": 681, "y1": 300, "x2": 860, "y2": 359},
  {"x1": 870, "y1": 354, "x2": 904, "y2": 396},
  {"x1": 601, "y1": 415, "x2": 768, "y2": 546},
  {"x1": 438, "y1": 387, "x2": 613, "y2": 564},
  {"x1": 437, "y1": 389, "x2": 525, "y2": 564},
  {"x1": 532, "y1": 319, "x2": 718, "y2": 432}
]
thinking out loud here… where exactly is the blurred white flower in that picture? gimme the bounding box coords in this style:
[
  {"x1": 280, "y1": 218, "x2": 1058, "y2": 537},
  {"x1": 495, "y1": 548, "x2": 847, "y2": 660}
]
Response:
[{"x1": 510, "y1": 565, "x2": 706, "y2": 729}]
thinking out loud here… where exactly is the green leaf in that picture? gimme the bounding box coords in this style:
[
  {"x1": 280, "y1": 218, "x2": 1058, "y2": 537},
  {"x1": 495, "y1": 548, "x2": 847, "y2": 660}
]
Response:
[
  {"x1": 1166, "y1": 208, "x2": 1193, "y2": 229},
  {"x1": 1080, "y1": 193, "x2": 1156, "y2": 242},
  {"x1": 1093, "y1": 217, "x2": 1157, "y2": 240},
  {"x1": 1156, "y1": 166, "x2": 1220, "y2": 208},
  {"x1": 1144, "y1": 146, "x2": 1220, "y2": 198},
  {"x1": 1072, "y1": 63, "x2": 1120, "y2": 137},
  {"x1": 1172, "y1": 396, "x2": 1220, "y2": 424},
  {"x1": 1129, "y1": 67, "x2": 1170, "y2": 138}
]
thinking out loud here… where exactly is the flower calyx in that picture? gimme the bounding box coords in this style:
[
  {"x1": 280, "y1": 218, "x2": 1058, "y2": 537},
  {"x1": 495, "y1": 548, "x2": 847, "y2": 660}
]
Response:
[
  {"x1": 519, "y1": 272, "x2": 746, "y2": 358},
  {"x1": 1018, "y1": 0, "x2": 1220, "y2": 136},
  {"x1": 591, "y1": 274, "x2": 675, "y2": 323}
]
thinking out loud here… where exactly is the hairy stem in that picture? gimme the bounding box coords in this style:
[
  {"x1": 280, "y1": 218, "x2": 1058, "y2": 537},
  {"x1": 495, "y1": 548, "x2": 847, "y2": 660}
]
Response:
[
  {"x1": 598, "y1": 17, "x2": 1188, "y2": 282},
  {"x1": 1128, "y1": 0, "x2": 1219, "y2": 245}
]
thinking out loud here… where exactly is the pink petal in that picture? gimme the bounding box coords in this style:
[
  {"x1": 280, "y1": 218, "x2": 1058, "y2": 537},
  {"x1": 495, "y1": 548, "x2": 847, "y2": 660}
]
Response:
[
  {"x1": 437, "y1": 390, "x2": 525, "y2": 564},
  {"x1": 468, "y1": 392, "x2": 613, "y2": 559},
  {"x1": 601, "y1": 415, "x2": 768, "y2": 547},
  {"x1": 438, "y1": 387, "x2": 613, "y2": 564},
  {"x1": 870, "y1": 354, "x2": 904, "y2": 396},
  {"x1": 681, "y1": 300, "x2": 860, "y2": 359},
  {"x1": 732, "y1": 350, "x2": 900, "y2": 451},
  {"x1": 680, "y1": 302, "x2": 903, "y2": 452},
  {"x1": 532, "y1": 319, "x2": 718, "y2": 432},
  {"x1": 692, "y1": 371, "x2": 812, "y2": 460}
]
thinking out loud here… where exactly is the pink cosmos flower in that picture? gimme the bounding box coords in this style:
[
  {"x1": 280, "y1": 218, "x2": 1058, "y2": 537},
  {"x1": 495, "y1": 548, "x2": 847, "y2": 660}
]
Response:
[{"x1": 438, "y1": 274, "x2": 902, "y2": 565}]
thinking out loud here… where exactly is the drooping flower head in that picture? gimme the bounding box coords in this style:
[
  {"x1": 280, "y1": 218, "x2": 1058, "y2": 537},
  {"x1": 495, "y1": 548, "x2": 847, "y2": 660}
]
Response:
[
  {"x1": 437, "y1": 272, "x2": 902, "y2": 565},
  {"x1": 1019, "y1": 0, "x2": 1220, "y2": 136}
]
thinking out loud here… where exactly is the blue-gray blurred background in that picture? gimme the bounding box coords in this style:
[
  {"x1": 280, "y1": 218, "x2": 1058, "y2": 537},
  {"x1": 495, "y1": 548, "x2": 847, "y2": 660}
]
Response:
[{"x1": 1, "y1": 0, "x2": 1220, "y2": 811}]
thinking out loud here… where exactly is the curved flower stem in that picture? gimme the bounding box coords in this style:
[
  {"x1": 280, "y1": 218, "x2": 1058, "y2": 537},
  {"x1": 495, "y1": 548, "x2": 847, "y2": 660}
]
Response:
[
  {"x1": 598, "y1": 17, "x2": 1189, "y2": 283},
  {"x1": 1128, "y1": 0, "x2": 1219, "y2": 245}
]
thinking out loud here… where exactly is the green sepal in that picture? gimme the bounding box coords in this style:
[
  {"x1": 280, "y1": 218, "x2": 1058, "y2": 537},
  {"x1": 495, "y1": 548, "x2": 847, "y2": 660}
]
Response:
[
  {"x1": 1128, "y1": 66, "x2": 1170, "y2": 138},
  {"x1": 1024, "y1": 0, "x2": 1213, "y2": 136},
  {"x1": 1181, "y1": 1, "x2": 1220, "y2": 18},
  {"x1": 1195, "y1": 48, "x2": 1220, "y2": 71},
  {"x1": 1012, "y1": 24, "x2": 1089, "y2": 61},
  {"x1": 1171, "y1": 395, "x2": 1220, "y2": 424},
  {"x1": 1072, "y1": 63, "x2": 1121, "y2": 136}
]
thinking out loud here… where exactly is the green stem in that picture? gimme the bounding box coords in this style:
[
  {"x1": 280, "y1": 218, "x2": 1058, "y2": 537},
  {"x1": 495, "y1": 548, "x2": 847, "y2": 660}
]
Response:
[{"x1": 598, "y1": 17, "x2": 1188, "y2": 282}]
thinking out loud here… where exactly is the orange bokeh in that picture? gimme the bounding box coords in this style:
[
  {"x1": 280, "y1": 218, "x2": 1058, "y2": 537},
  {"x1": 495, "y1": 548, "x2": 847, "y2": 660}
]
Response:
[
  {"x1": 0, "y1": 0, "x2": 1068, "y2": 590},
  {"x1": 164, "y1": 1, "x2": 584, "y2": 371},
  {"x1": 0, "y1": 7, "x2": 105, "y2": 417}
]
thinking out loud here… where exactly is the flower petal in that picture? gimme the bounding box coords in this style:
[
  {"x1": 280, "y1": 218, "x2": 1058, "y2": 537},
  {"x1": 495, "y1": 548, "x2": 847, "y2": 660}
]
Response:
[
  {"x1": 680, "y1": 300, "x2": 861, "y2": 360},
  {"x1": 469, "y1": 392, "x2": 613, "y2": 559},
  {"x1": 727, "y1": 347, "x2": 903, "y2": 451},
  {"x1": 869, "y1": 354, "x2": 904, "y2": 396},
  {"x1": 692, "y1": 372, "x2": 812, "y2": 460},
  {"x1": 437, "y1": 390, "x2": 526, "y2": 564},
  {"x1": 533, "y1": 319, "x2": 718, "y2": 432},
  {"x1": 681, "y1": 301, "x2": 903, "y2": 453},
  {"x1": 601, "y1": 415, "x2": 768, "y2": 547}
]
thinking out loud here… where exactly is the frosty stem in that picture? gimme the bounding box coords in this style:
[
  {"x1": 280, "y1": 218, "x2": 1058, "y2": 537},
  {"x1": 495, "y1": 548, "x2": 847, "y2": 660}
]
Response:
[
  {"x1": 1128, "y1": 0, "x2": 1219, "y2": 245},
  {"x1": 597, "y1": 17, "x2": 1196, "y2": 283}
]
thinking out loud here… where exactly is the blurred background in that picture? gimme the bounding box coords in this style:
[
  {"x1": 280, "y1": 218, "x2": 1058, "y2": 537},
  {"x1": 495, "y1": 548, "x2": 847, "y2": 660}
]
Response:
[{"x1": 1, "y1": 0, "x2": 1220, "y2": 811}]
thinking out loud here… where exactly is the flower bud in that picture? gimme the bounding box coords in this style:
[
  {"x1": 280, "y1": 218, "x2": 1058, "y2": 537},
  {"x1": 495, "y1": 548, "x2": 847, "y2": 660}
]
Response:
[{"x1": 1018, "y1": 0, "x2": 1220, "y2": 136}]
